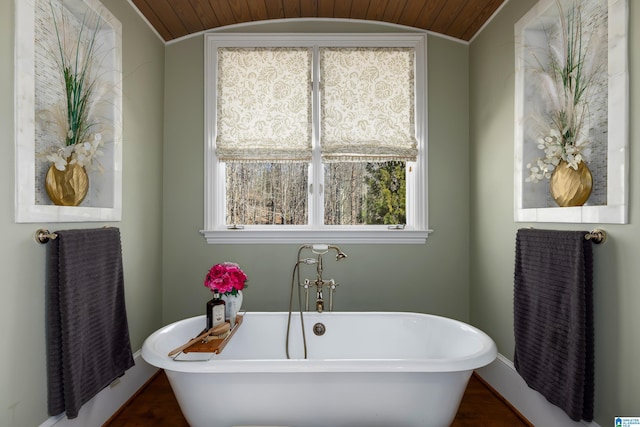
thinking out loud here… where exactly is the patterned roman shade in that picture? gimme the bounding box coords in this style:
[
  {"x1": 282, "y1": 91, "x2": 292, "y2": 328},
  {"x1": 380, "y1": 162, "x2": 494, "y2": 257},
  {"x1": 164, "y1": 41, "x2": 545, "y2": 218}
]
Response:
[
  {"x1": 216, "y1": 47, "x2": 313, "y2": 162},
  {"x1": 216, "y1": 46, "x2": 417, "y2": 163},
  {"x1": 320, "y1": 47, "x2": 418, "y2": 162}
]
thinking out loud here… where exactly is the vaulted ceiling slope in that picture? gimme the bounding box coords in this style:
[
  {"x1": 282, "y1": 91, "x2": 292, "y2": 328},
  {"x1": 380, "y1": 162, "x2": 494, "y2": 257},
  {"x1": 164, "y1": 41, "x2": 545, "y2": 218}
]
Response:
[{"x1": 131, "y1": 0, "x2": 505, "y2": 43}]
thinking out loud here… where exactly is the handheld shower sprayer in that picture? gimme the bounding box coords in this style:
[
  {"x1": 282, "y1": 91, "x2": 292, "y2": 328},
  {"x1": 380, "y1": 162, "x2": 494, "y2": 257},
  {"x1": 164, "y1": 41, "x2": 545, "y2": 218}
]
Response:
[
  {"x1": 310, "y1": 244, "x2": 348, "y2": 261},
  {"x1": 334, "y1": 248, "x2": 347, "y2": 261}
]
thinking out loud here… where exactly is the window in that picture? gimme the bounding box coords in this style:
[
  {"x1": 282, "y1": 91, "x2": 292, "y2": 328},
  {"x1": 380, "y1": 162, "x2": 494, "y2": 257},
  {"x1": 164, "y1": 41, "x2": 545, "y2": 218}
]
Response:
[{"x1": 203, "y1": 34, "x2": 429, "y2": 244}]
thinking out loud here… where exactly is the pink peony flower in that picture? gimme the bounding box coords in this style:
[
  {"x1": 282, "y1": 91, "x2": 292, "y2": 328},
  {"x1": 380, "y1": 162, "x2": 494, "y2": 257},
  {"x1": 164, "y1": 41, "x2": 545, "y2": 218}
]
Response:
[{"x1": 204, "y1": 262, "x2": 247, "y2": 296}]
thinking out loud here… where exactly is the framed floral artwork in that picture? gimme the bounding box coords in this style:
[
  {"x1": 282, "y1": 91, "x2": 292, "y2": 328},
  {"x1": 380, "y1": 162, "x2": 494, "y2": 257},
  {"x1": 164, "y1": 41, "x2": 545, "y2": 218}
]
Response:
[
  {"x1": 514, "y1": 0, "x2": 628, "y2": 223},
  {"x1": 14, "y1": 0, "x2": 122, "y2": 222}
]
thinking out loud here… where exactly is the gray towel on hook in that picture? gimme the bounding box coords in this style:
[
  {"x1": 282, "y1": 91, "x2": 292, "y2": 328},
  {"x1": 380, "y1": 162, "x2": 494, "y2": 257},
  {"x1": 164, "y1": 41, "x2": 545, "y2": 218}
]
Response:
[
  {"x1": 46, "y1": 228, "x2": 134, "y2": 418},
  {"x1": 513, "y1": 228, "x2": 594, "y2": 422}
]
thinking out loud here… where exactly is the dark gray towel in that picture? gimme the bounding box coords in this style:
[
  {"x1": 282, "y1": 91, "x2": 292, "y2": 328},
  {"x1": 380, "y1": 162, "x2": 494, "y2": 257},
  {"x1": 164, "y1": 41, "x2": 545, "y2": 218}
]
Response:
[
  {"x1": 513, "y1": 228, "x2": 594, "y2": 422},
  {"x1": 46, "y1": 228, "x2": 134, "y2": 418}
]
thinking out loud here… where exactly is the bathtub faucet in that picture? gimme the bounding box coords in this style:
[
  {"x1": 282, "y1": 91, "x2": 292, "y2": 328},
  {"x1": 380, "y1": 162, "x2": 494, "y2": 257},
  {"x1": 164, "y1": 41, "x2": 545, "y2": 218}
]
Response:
[
  {"x1": 287, "y1": 244, "x2": 347, "y2": 358},
  {"x1": 298, "y1": 244, "x2": 346, "y2": 313}
]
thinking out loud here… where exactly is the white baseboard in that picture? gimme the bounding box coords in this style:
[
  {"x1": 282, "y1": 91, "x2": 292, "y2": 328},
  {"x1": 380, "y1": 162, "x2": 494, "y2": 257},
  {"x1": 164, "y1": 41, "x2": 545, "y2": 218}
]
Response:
[
  {"x1": 477, "y1": 353, "x2": 601, "y2": 427},
  {"x1": 39, "y1": 350, "x2": 158, "y2": 427}
]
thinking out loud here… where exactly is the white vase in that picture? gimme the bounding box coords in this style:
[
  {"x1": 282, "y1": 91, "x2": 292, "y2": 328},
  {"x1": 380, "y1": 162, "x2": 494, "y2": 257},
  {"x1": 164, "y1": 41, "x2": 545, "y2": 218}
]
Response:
[{"x1": 222, "y1": 290, "x2": 243, "y2": 327}]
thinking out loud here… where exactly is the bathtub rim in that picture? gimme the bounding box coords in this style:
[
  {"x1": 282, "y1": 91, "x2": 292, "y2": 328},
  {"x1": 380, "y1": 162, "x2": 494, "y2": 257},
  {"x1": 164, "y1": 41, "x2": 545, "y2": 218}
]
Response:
[{"x1": 141, "y1": 311, "x2": 498, "y2": 374}]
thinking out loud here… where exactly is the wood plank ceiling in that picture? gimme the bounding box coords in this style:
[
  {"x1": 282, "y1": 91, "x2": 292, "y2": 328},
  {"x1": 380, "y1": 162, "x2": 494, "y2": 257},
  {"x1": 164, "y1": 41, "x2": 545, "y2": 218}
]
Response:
[{"x1": 131, "y1": 0, "x2": 505, "y2": 43}]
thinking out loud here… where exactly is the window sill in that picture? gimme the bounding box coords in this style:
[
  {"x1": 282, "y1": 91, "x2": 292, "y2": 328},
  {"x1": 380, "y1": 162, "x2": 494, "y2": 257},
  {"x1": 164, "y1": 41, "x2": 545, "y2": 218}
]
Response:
[{"x1": 199, "y1": 228, "x2": 432, "y2": 244}]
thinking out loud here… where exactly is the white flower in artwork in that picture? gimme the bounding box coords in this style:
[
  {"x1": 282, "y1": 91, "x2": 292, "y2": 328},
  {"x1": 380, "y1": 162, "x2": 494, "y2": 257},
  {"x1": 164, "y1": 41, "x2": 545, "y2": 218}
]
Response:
[
  {"x1": 526, "y1": 125, "x2": 594, "y2": 183},
  {"x1": 44, "y1": 132, "x2": 104, "y2": 172},
  {"x1": 46, "y1": 152, "x2": 68, "y2": 171}
]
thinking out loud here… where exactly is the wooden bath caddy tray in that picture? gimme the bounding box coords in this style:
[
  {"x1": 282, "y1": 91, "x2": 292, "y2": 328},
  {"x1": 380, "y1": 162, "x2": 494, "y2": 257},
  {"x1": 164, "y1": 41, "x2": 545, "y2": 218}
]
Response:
[{"x1": 181, "y1": 315, "x2": 243, "y2": 355}]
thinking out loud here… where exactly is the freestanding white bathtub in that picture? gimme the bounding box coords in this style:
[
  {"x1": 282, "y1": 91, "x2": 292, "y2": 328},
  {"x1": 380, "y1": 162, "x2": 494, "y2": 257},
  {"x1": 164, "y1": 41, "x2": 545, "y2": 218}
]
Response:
[{"x1": 142, "y1": 311, "x2": 497, "y2": 427}]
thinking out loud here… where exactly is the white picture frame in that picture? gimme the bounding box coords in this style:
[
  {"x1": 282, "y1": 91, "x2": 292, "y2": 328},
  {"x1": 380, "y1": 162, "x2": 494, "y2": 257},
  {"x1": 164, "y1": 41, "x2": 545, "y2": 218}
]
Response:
[
  {"x1": 514, "y1": 0, "x2": 628, "y2": 224},
  {"x1": 14, "y1": 0, "x2": 122, "y2": 223}
]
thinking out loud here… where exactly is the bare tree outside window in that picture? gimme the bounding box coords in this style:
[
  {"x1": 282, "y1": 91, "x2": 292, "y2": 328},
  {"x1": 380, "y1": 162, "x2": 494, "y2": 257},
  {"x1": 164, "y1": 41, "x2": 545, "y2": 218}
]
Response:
[{"x1": 225, "y1": 162, "x2": 308, "y2": 225}]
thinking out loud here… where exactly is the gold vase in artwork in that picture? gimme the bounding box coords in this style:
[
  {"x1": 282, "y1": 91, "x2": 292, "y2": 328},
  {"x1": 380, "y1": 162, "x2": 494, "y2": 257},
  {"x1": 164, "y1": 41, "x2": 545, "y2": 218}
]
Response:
[
  {"x1": 549, "y1": 160, "x2": 592, "y2": 207},
  {"x1": 45, "y1": 161, "x2": 89, "y2": 206}
]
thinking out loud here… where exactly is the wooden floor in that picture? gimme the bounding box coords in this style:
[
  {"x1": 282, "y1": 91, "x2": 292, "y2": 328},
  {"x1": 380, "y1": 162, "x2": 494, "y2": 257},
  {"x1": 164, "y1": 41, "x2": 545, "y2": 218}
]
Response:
[{"x1": 105, "y1": 371, "x2": 531, "y2": 427}]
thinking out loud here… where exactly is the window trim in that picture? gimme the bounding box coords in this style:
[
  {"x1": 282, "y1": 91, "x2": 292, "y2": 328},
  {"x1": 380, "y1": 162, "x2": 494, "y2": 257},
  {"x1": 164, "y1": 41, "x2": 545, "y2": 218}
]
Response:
[{"x1": 202, "y1": 33, "x2": 431, "y2": 244}]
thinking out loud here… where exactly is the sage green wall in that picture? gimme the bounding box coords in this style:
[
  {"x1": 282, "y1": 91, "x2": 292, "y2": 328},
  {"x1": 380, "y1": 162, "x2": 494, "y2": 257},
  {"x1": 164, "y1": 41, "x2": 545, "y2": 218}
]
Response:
[
  {"x1": 162, "y1": 29, "x2": 471, "y2": 325},
  {"x1": 470, "y1": 0, "x2": 640, "y2": 423},
  {"x1": 0, "y1": 0, "x2": 165, "y2": 425}
]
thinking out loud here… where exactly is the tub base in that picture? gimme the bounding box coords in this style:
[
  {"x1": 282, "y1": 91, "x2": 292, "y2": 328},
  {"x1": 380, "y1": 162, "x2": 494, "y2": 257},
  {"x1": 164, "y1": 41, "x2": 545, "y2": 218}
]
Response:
[{"x1": 166, "y1": 370, "x2": 471, "y2": 427}]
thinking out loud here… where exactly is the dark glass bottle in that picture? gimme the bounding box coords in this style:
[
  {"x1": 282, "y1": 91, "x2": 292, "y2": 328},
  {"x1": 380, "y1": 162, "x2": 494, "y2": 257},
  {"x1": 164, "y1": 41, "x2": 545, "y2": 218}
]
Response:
[{"x1": 206, "y1": 292, "x2": 226, "y2": 329}]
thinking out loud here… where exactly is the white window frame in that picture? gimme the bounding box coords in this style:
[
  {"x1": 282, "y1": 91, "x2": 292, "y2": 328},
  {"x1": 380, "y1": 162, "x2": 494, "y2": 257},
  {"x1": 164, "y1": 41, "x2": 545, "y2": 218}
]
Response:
[{"x1": 201, "y1": 33, "x2": 431, "y2": 244}]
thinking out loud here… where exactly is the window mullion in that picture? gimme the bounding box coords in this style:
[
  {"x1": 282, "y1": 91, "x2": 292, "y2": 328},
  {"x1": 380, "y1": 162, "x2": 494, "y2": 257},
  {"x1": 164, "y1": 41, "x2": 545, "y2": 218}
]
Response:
[{"x1": 310, "y1": 45, "x2": 323, "y2": 227}]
